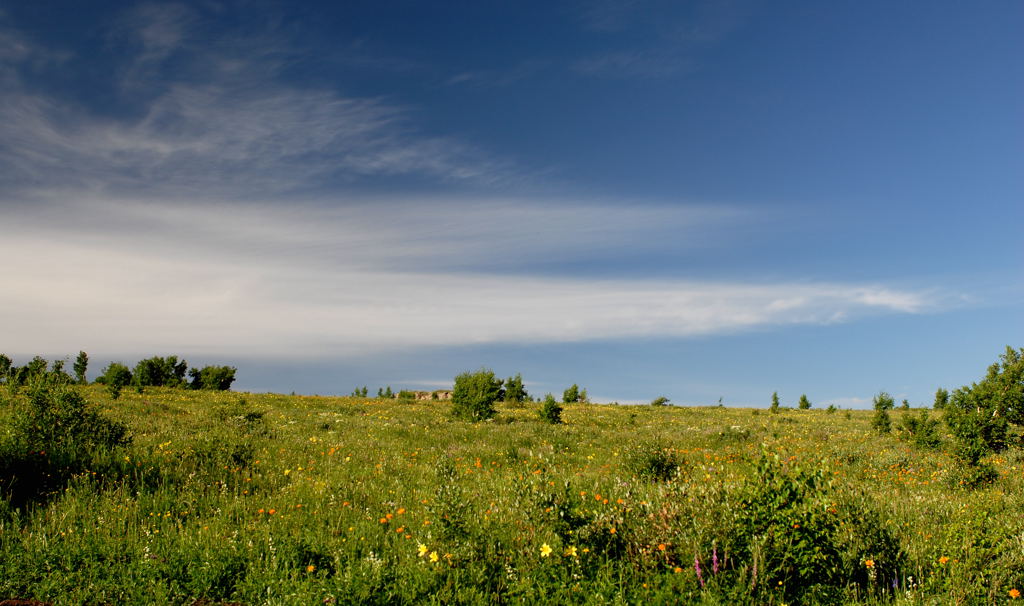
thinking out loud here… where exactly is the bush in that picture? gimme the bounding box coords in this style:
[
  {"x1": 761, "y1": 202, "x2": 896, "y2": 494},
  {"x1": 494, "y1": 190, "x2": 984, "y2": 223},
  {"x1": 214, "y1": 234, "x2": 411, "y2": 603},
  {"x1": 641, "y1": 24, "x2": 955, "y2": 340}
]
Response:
[
  {"x1": 871, "y1": 392, "x2": 894, "y2": 434},
  {"x1": 945, "y1": 347, "x2": 1023, "y2": 454},
  {"x1": 538, "y1": 394, "x2": 562, "y2": 424},
  {"x1": 451, "y1": 368, "x2": 503, "y2": 421},
  {"x1": 899, "y1": 409, "x2": 942, "y2": 449},
  {"x1": 798, "y1": 394, "x2": 811, "y2": 409},
  {"x1": 505, "y1": 373, "x2": 528, "y2": 404},
  {"x1": 650, "y1": 396, "x2": 670, "y2": 407},
  {"x1": 769, "y1": 391, "x2": 780, "y2": 414},
  {"x1": 188, "y1": 366, "x2": 237, "y2": 391},
  {"x1": 97, "y1": 362, "x2": 133, "y2": 400},
  {"x1": 562, "y1": 384, "x2": 580, "y2": 404},
  {"x1": 933, "y1": 387, "x2": 949, "y2": 410},
  {"x1": 133, "y1": 355, "x2": 189, "y2": 388},
  {"x1": 624, "y1": 440, "x2": 679, "y2": 482}
]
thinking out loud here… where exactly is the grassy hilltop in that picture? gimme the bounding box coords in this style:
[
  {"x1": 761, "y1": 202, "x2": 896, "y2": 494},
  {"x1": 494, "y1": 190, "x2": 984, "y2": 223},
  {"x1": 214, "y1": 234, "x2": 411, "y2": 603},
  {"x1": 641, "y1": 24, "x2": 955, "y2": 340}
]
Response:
[{"x1": 1, "y1": 384, "x2": 1023, "y2": 605}]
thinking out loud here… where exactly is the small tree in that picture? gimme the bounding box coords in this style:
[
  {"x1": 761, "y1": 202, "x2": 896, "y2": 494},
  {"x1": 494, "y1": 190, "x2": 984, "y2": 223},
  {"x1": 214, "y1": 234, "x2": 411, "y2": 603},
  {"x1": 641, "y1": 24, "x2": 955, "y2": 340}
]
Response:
[
  {"x1": 650, "y1": 396, "x2": 670, "y2": 407},
  {"x1": 0, "y1": 354, "x2": 11, "y2": 381},
  {"x1": 563, "y1": 384, "x2": 580, "y2": 404},
  {"x1": 451, "y1": 369, "x2": 504, "y2": 422},
  {"x1": 188, "y1": 366, "x2": 237, "y2": 391},
  {"x1": 933, "y1": 387, "x2": 949, "y2": 410},
  {"x1": 538, "y1": 394, "x2": 563, "y2": 424},
  {"x1": 769, "y1": 391, "x2": 780, "y2": 414},
  {"x1": 97, "y1": 362, "x2": 132, "y2": 400},
  {"x1": 505, "y1": 373, "x2": 528, "y2": 404},
  {"x1": 871, "y1": 391, "x2": 894, "y2": 434},
  {"x1": 798, "y1": 394, "x2": 811, "y2": 410},
  {"x1": 73, "y1": 351, "x2": 89, "y2": 384},
  {"x1": 900, "y1": 399, "x2": 910, "y2": 410}
]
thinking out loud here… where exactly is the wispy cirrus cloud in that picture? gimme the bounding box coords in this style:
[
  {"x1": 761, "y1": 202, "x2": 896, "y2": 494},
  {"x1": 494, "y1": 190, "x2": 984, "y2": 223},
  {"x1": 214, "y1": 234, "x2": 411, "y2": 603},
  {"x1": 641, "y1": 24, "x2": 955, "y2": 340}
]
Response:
[{"x1": 1, "y1": 197, "x2": 943, "y2": 358}]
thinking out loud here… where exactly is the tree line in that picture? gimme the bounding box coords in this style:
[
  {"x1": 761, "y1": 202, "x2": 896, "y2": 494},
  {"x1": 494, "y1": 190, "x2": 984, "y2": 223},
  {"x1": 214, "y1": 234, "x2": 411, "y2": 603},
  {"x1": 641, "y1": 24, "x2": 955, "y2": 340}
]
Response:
[{"x1": 0, "y1": 352, "x2": 236, "y2": 399}]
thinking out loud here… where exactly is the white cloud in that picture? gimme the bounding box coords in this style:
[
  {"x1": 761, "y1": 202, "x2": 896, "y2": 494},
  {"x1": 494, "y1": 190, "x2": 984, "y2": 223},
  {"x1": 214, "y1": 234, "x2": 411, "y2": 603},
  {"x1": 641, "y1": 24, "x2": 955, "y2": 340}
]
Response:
[{"x1": 1, "y1": 198, "x2": 939, "y2": 359}]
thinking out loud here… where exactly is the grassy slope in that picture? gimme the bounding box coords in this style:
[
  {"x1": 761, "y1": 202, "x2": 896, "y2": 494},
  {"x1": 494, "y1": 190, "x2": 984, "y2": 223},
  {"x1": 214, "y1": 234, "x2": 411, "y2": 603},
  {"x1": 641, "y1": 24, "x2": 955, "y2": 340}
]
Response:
[{"x1": 1, "y1": 386, "x2": 1023, "y2": 605}]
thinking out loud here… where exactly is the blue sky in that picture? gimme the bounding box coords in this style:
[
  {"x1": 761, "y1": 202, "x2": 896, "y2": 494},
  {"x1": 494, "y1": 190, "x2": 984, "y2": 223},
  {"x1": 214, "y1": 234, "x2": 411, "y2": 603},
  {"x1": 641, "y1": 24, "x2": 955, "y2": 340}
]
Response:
[{"x1": 2, "y1": 1, "x2": 1021, "y2": 406}]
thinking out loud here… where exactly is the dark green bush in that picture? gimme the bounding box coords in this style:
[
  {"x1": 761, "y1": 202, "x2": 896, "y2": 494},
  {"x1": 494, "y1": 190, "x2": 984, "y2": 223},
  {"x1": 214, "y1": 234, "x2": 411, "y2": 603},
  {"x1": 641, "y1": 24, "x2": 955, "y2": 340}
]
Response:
[
  {"x1": 562, "y1": 384, "x2": 580, "y2": 404},
  {"x1": 188, "y1": 365, "x2": 237, "y2": 391},
  {"x1": 871, "y1": 392, "x2": 894, "y2": 434},
  {"x1": 537, "y1": 394, "x2": 563, "y2": 424},
  {"x1": 649, "y1": 396, "x2": 670, "y2": 407},
  {"x1": 133, "y1": 355, "x2": 188, "y2": 388},
  {"x1": 505, "y1": 373, "x2": 528, "y2": 405},
  {"x1": 624, "y1": 440, "x2": 679, "y2": 482},
  {"x1": 899, "y1": 409, "x2": 942, "y2": 449}
]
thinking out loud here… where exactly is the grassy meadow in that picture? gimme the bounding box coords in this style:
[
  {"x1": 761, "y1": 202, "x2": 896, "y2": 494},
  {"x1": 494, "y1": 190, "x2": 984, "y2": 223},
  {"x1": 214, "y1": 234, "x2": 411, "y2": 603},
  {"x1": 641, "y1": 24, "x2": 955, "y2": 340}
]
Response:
[{"x1": 2, "y1": 385, "x2": 1024, "y2": 605}]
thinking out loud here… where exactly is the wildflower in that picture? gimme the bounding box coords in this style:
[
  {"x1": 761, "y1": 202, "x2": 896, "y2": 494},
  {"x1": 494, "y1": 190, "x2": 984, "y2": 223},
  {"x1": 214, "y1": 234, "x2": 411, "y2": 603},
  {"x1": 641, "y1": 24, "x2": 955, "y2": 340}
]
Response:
[
  {"x1": 540, "y1": 543, "x2": 553, "y2": 557},
  {"x1": 429, "y1": 551, "x2": 439, "y2": 563},
  {"x1": 564, "y1": 546, "x2": 578, "y2": 557},
  {"x1": 1010, "y1": 589, "x2": 1021, "y2": 599},
  {"x1": 938, "y1": 556, "x2": 949, "y2": 565},
  {"x1": 657, "y1": 543, "x2": 666, "y2": 552},
  {"x1": 864, "y1": 559, "x2": 875, "y2": 568},
  {"x1": 673, "y1": 566, "x2": 683, "y2": 574},
  {"x1": 694, "y1": 554, "x2": 705, "y2": 588},
  {"x1": 306, "y1": 565, "x2": 315, "y2": 573},
  {"x1": 418, "y1": 543, "x2": 428, "y2": 557},
  {"x1": 712, "y1": 545, "x2": 719, "y2": 574}
]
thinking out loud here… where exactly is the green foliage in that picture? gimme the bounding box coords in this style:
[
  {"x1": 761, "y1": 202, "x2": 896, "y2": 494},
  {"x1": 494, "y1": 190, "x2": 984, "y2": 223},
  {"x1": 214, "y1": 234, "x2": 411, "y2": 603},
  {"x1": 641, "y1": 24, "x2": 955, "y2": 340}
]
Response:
[
  {"x1": 133, "y1": 356, "x2": 189, "y2": 388},
  {"x1": 899, "y1": 409, "x2": 942, "y2": 449},
  {"x1": 97, "y1": 362, "x2": 132, "y2": 400},
  {"x1": 650, "y1": 396, "x2": 670, "y2": 407},
  {"x1": 871, "y1": 392, "x2": 894, "y2": 434},
  {"x1": 623, "y1": 440, "x2": 679, "y2": 482},
  {"x1": 562, "y1": 384, "x2": 580, "y2": 404},
  {"x1": 451, "y1": 368, "x2": 503, "y2": 421},
  {"x1": 734, "y1": 455, "x2": 904, "y2": 604},
  {"x1": 188, "y1": 365, "x2": 236, "y2": 391},
  {"x1": 73, "y1": 351, "x2": 89, "y2": 384},
  {"x1": 537, "y1": 394, "x2": 563, "y2": 424},
  {"x1": 504, "y1": 373, "x2": 528, "y2": 404},
  {"x1": 945, "y1": 347, "x2": 1023, "y2": 455},
  {"x1": 377, "y1": 385, "x2": 393, "y2": 398},
  {"x1": 396, "y1": 389, "x2": 416, "y2": 400},
  {"x1": 798, "y1": 394, "x2": 811, "y2": 409},
  {"x1": 933, "y1": 387, "x2": 949, "y2": 410},
  {"x1": 351, "y1": 386, "x2": 368, "y2": 397},
  {"x1": 826, "y1": 404, "x2": 837, "y2": 414},
  {"x1": 770, "y1": 391, "x2": 780, "y2": 414},
  {"x1": 0, "y1": 354, "x2": 10, "y2": 381}
]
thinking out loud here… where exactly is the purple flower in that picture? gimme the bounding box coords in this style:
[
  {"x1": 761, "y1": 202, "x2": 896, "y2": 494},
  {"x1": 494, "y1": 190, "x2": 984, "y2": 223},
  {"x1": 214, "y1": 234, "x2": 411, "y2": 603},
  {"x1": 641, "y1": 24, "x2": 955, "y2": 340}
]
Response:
[
  {"x1": 712, "y1": 546, "x2": 719, "y2": 575},
  {"x1": 694, "y1": 554, "x2": 705, "y2": 588}
]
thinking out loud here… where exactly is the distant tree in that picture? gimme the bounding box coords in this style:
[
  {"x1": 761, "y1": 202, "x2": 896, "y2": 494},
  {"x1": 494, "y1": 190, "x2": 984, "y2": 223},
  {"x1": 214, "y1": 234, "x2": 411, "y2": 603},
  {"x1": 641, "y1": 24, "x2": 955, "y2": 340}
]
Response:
[
  {"x1": 73, "y1": 351, "x2": 89, "y2": 384},
  {"x1": 899, "y1": 409, "x2": 942, "y2": 449},
  {"x1": 563, "y1": 384, "x2": 580, "y2": 404},
  {"x1": 933, "y1": 387, "x2": 949, "y2": 410},
  {"x1": 872, "y1": 392, "x2": 895, "y2": 434},
  {"x1": 0, "y1": 354, "x2": 11, "y2": 382},
  {"x1": 188, "y1": 366, "x2": 237, "y2": 391},
  {"x1": 538, "y1": 394, "x2": 563, "y2": 424},
  {"x1": 579, "y1": 388, "x2": 589, "y2": 404},
  {"x1": 352, "y1": 386, "x2": 369, "y2": 397},
  {"x1": 769, "y1": 391, "x2": 780, "y2": 414},
  {"x1": 25, "y1": 356, "x2": 48, "y2": 380},
  {"x1": 505, "y1": 373, "x2": 528, "y2": 404},
  {"x1": 98, "y1": 362, "x2": 132, "y2": 400},
  {"x1": 133, "y1": 356, "x2": 188, "y2": 388},
  {"x1": 383, "y1": 385, "x2": 393, "y2": 398},
  {"x1": 798, "y1": 394, "x2": 811, "y2": 410},
  {"x1": 826, "y1": 404, "x2": 837, "y2": 414},
  {"x1": 900, "y1": 399, "x2": 910, "y2": 410},
  {"x1": 650, "y1": 396, "x2": 670, "y2": 407},
  {"x1": 397, "y1": 389, "x2": 416, "y2": 400},
  {"x1": 451, "y1": 368, "x2": 504, "y2": 422}
]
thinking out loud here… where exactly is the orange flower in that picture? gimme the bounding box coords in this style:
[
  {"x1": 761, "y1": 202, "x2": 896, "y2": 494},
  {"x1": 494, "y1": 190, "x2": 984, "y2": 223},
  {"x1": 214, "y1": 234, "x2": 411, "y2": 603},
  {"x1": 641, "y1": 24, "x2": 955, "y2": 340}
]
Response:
[
  {"x1": 657, "y1": 544, "x2": 667, "y2": 552},
  {"x1": 306, "y1": 565, "x2": 315, "y2": 573},
  {"x1": 1010, "y1": 589, "x2": 1021, "y2": 599},
  {"x1": 938, "y1": 556, "x2": 949, "y2": 565},
  {"x1": 864, "y1": 559, "x2": 875, "y2": 568}
]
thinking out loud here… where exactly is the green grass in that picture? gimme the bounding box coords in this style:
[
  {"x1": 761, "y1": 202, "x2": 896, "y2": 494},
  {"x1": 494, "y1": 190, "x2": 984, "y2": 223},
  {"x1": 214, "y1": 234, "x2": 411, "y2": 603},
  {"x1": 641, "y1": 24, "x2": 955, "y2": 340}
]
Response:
[{"x1": 2, "y1": 386, "x2": 1023, "y2": 604}]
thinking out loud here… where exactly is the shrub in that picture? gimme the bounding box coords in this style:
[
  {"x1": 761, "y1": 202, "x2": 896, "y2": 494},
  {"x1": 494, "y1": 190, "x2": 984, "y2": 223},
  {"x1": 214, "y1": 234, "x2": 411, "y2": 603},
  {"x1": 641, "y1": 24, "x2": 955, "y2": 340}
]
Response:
[
  {"x1": 188, "y1": 366, "x2": 237, "y2": 391},
  {"x1": 624, "y1": 440, "x2": 679, "y2": 482},
  {"x1": 538, "y1": 394, "x2": 562, "y2": 424},
  {"x1": 97, "y1": 362, "x2": 132, "y2": 400},
  {"x1": 133, "y1": 355, "x2": 189, "y2": 388},
  {"x1": 562, "y1": 384, "x2": 580, "y2": 404},
  {"x1": 899, "y1": 409, "x2": 942, "y2": 449},
  {"x1": 945, "y1": 347, "x2": 1023, "y2": 455},
  {"x1": 769, "y1": 391, "x2": 780, "y2": 414},
  {"x1": 73, "y1": 351, "x2": 89, "y2": 384},
  {"x1": 871, "y1": 392, "x2": 894, "y2": 434},
  {"x1": 505, "y1": 373, "x2": 528, "y2": 404},
  {"x1": 933, "y1": 387, "x2": 949, "y2": 410},
  {"x1": 798, "y1": 394, "x2": 811, "y2": 409},
  {"x1": 650, "y1": 396, "x2": 670, "y2": 407},
  {"x1": 451, "y1": 368, "x2": 503, "y2": 421}
]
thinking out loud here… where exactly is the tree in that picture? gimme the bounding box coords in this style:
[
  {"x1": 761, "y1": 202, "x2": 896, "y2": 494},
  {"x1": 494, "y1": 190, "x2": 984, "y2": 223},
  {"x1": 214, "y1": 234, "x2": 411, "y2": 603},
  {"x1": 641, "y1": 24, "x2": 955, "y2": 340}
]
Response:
[
  {"x1": 798, "y1": 394, "x2": 811, "y2": 410},
  {"x1": 769, "y1": 391, "x2": 780, "y2": 414},
  {"x1": 871, "y1": 392, "x2": 894, "y2": 434},
  {"x1": 0, "y1": 354, "x2": 10, "y2": 382},
  {"x1": 133, "y1": 356, "x2": 188, "y2": 388},
  {"x1": 73, "y1": 351, "x2": 89, "y2": 384},
  {"x1": 538, "y1": 394, "x2": 563, "y2": 424},
  {"x1": 563, "y1": 384, "x2": 580, "y2": 404},
  {"x1": 944, "y1": 346, "x2": 1024, "y2": 455},
  {"x1": 188, "y1": 366, "x2": 237, "y2": 391},
  {"x1": 579, "y1": 388, "x2": 589, "y2": 404},
  {"x1": 933, "y1": 387, "x2": 949, "y2": 410},
  {"x1": 505, "y1": 373, "x2": 528, "y2": 404},
  {"x1": 97, "y1": 362, "x2": 132, "y2": 400},
  {"x1": 451, "y1": 368, "x2": 504, "y2": 422},
  {"x1": 650, "y1": 396, "x2": 670, "y2": 407}
]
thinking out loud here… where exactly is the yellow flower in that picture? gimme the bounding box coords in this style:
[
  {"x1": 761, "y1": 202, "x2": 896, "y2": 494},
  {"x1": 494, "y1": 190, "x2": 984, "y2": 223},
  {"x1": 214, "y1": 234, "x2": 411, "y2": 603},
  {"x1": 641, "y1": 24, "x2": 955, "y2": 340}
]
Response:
[
  {"x1": 429, "y1": 551, "x2": 439, "y2": 563},
  {"x1": 938, "y1": 556, "x2": 949, "y2": 565},
  {"x1": 864, "y1": 559, "x2": 875, "y2": 568},
  {"x1": 306, "y1": 564, "x2": 315, "y2": 573},
  {"x1": 418, "y1": 543, "x2": 428, "y2": 557},
  {"x1": 540, "y1": 543, "x2": 553, "y2": 557},
  {"x1": 564, "y1": 546, "x2": 578, "y2": 557}
]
